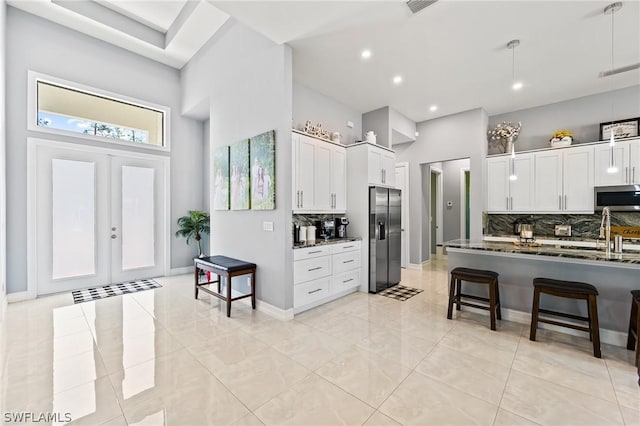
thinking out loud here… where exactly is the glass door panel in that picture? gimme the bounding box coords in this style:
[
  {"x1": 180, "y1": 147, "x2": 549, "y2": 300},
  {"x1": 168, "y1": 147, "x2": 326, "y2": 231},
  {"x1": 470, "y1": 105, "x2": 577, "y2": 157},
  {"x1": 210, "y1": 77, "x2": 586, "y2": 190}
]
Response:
[{"x1": 121, "y1": 166, "x2": 155, "y2": 270}]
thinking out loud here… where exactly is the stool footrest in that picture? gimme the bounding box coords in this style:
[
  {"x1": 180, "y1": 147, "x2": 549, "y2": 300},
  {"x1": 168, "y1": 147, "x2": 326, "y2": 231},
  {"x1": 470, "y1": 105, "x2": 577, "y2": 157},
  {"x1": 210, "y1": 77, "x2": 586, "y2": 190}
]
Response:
[
  {"x1": 538, "y1": 308, "x2": 589, "y2": 323},
  {"x1": 538, "y1": 317, "x2": 591, "y2": 333},
  {"x1": 459, "y1": 293, "x2": 491, "y2": 303},
  {"x1": 459, "y1": 300, "x2": 491, "y2": 311}
]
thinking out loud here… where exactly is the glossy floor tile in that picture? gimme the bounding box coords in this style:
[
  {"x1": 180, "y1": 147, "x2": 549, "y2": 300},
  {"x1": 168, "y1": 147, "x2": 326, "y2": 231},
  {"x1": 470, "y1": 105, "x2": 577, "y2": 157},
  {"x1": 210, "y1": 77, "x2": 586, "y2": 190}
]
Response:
[{"x1": 1, "y1": 258, "x2": 638, "y2": 425}]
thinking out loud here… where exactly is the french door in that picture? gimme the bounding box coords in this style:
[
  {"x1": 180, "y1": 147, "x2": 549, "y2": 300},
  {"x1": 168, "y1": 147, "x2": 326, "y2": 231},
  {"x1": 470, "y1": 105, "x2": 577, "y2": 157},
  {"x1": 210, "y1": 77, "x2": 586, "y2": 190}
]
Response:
[{"x1": 34, "y1": 143, "x2": 166, "y2": 295}]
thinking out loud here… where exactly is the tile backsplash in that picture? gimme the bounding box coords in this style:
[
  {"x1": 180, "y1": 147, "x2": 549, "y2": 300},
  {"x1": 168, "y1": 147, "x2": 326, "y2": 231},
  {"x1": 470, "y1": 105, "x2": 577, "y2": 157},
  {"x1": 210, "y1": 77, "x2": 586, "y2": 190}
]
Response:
[{"x1": 486, "y1": 213, "x2": 640, "y2": 240}]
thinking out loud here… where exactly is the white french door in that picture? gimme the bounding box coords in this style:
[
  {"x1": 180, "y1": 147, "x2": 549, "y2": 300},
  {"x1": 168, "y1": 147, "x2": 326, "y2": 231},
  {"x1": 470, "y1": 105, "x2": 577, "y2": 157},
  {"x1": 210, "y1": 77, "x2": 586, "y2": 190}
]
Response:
[{"x1": 34, "y1": 143, "x2": 166, "y2": 295}]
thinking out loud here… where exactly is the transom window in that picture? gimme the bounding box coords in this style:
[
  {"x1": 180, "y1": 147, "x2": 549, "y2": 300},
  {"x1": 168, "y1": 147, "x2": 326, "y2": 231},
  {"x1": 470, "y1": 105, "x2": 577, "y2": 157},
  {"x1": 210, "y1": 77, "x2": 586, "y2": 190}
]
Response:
[{"x1": 31, "y1": 74, "x2": 168, "y2": 150}]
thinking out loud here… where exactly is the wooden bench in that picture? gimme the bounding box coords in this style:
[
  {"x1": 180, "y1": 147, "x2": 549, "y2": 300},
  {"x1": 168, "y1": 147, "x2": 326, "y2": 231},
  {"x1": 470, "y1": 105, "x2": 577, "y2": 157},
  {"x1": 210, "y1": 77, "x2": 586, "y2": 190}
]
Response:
[{"x1": 194, "y1": 255, "x2": 256, "y2": 317}]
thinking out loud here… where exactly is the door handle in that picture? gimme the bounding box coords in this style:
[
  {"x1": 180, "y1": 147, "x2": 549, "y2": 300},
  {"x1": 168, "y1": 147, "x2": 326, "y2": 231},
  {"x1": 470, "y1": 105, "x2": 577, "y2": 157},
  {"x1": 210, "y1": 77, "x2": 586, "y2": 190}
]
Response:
[
  {"x1": 308, "y1": 288, "x2": 322, "y2": 294},
  {"x1": 111, "y1": 227, "x2": 117, "y2": 231},
  {"x1": 111, "y1": 234, "x2": 117, "y2": 239}
]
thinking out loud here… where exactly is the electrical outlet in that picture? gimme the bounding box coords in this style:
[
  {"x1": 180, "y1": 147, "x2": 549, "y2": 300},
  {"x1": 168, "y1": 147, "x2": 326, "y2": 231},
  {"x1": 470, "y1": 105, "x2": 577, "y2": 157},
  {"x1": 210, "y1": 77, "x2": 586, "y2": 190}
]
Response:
[{"x1": 263, "y1": 221, "x2": 274, "y2": 232}]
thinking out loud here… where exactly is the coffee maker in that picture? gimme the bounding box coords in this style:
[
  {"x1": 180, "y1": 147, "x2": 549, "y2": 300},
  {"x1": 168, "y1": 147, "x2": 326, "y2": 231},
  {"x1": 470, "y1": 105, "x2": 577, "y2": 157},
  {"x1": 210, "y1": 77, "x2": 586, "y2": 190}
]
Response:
[
  {"x1": 322, "y1": 219, "x2": 336, "y2": 239},
  {"x1": 336, "y1": 217, "x2": 349, "y2": 238}
]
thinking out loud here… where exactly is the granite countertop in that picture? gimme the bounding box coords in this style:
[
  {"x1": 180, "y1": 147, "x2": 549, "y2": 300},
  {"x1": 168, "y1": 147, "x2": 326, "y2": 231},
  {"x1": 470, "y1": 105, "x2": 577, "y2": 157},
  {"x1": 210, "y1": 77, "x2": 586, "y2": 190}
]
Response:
[
  {"x1": 293, "y1": 237, "x2": 361, "y2": 249},
  {"x1": 445, "y1": 239, "x2": 640, "y2": 265}
]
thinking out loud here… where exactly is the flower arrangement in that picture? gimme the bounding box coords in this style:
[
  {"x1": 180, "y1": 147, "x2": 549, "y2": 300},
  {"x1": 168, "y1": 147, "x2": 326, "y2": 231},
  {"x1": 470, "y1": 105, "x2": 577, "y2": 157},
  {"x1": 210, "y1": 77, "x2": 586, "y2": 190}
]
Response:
[
  {"x1": 551, "y1": 130, "x2": 573, "y2": 139},
  {"x1": 488, "y1": 121, "x2": 522, "y2": 142}
]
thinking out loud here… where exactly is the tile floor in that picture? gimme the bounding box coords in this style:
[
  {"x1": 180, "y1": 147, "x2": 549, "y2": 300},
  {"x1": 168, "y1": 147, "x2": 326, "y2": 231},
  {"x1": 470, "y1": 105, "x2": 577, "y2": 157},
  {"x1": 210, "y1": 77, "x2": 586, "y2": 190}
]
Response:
[{"x1": 1, "y1": 258, "x2": 638, "y2": 425}]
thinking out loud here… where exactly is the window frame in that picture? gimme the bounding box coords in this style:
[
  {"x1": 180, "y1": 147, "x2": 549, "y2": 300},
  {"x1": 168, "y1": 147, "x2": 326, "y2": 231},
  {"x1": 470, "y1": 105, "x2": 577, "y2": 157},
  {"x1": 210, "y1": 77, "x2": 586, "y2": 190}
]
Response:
[{"x1": 28, "y1": 71, "x2": 171, "y2": 153}]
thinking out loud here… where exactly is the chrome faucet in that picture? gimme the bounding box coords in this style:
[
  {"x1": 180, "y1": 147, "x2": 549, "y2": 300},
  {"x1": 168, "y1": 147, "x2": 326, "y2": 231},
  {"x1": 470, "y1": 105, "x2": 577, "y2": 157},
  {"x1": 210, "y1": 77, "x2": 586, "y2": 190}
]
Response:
[{"x1": 599, "y1": 207, "x2": 612, "y2": 254}]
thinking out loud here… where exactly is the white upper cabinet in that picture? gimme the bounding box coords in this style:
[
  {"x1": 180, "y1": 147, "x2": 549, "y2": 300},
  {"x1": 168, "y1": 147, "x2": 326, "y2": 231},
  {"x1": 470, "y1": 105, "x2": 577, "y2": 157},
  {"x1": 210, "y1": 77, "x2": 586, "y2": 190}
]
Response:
[
  {"x1": 595, "y1": 139, "x2": 640, "y2": 186},
  {"x1": 486, "y1": 154, "x2": 534, "y2": 212},
  {"x1": 630, "y1": 140, "x2": 640, "y2": 184},
  {"x1": 331, "y1": 146, "x2": 347, "y2": 211},
  {"x1": 534, "y1": 151, "x2": 563, "y2": 212},
  {"x1": 367, "y1": 144, "x2": 395, "y2": 187},
  {"x1": 562, "y1": 145, "x2": 594, "y2": 212},
  {"x1": 292, "y1": 132, "x2": 347, "y2": 213}
]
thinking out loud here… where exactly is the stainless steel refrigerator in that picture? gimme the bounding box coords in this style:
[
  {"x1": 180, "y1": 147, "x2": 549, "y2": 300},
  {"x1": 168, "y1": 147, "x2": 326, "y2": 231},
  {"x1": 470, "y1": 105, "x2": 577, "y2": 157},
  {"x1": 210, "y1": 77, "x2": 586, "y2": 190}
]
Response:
[{"x1": 369, "y1": 187, "x2": 402, "y2": 293}]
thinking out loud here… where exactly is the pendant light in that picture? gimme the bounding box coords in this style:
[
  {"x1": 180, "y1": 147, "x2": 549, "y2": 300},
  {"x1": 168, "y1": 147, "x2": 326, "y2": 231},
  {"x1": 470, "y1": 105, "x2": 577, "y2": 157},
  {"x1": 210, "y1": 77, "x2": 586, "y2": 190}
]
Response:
[
  {"x1": 605, "y1": 2, "x2": 622, "y2": 174},
  {"x1": 509, "y1": 144, "x2": 518, "y2": 181},
  {"x1": 507, "y1": 39, "x2": 522, "y2": 91}
]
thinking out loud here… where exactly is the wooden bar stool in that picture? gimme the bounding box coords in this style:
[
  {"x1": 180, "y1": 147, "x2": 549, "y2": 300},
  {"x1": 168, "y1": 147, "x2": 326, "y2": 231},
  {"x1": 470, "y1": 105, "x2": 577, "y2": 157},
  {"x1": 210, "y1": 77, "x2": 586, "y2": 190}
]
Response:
[
  {"x1": 447, "y1": 267, "x2": 501, "y2": 331},
  {"x1": 529, "y1": 277, "x2": 601, "y2": 358},
  {"x1": 626, "y1": 290, "x2": 640, "y2": 384}
]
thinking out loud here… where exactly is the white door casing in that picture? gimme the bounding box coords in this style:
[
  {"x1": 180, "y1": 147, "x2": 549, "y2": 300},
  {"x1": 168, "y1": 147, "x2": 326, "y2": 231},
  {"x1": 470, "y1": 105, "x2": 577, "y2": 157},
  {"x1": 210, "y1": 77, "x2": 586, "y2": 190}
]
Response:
[
  {"x1": 28, "y1": 138, "x2": 169, "y2": 296},
  {"x1": 395, "y1": 162, "x2": 409, "y2": 268}
]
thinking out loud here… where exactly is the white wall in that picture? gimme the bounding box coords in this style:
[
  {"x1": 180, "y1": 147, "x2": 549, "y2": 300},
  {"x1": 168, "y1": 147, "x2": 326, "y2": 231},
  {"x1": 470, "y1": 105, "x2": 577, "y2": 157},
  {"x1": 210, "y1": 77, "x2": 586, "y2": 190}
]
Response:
[
  {"x1": 394, "y1": 108, "x2": 487, "y2": 264},
  {"x1": 181, "y1": 20, "x2": 293, "y2": 311},
  {"x1": 442, "y1": 158, "x2": 470, "y2": 242},
  {"x1": 490, "y1": 85, "x2": 640, "y2": 152},
  {"x1": 293, "y1": 82, "x2": 362, "y2": 145},
  {"x1": 362, "y1": 107, "x2": 390, "y2": 148},
  {"x1": 5, "y1": 8, "x2": 204, "y2": 294},
  {"x1": 0, "y1": 0, "x2": 7, "y2": 316}
]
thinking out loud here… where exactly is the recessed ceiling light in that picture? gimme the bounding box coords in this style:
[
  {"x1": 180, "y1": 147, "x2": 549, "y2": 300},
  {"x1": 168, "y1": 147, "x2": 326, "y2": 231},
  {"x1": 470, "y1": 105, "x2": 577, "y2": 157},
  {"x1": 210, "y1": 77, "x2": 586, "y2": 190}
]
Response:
[
  {"x1": 429, "y1": 105, "x2": 438, "y2": 112},
  {"x1": 512, "y1": 81, "x2": 523, "y2": 91},
  {"x1": 393, "y1": 75, "x2": 403, "y2": 84},
  {"x1": 361, "y1": 49, "x2": 372, "y2": 59}
]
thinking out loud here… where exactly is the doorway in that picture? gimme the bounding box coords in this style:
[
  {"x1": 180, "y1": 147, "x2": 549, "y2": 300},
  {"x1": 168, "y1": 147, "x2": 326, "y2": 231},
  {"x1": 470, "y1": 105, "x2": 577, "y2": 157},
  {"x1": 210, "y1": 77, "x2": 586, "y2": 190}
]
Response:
[
  {"x1": 30, "y1": 140, "x2": 168, "y2": 295},
  {"x1": 394, "y1": 162, "x2": 409, "y2": 268},
  {"x1": 430, "y1": 167, "x2": 443, "y2": 255},
  {"x1": 460, "y1": 168, "x2": 471, "y2": 239}
]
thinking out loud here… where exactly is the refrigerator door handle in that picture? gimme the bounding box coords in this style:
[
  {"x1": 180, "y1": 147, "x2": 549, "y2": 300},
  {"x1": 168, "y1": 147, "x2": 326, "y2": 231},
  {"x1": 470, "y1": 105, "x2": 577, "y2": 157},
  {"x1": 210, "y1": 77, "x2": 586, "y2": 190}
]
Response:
[{"x1": 378, "y1": 221, "x2": 386, "y2": 240}]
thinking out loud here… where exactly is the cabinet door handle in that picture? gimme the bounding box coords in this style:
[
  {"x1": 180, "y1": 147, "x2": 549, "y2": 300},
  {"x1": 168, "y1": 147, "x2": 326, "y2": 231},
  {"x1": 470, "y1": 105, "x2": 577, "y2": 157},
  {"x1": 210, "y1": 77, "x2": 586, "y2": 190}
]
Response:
[
  {"x1": 308, "y1": 267, "x2": 322, "y2": 272},
  {"x1": 564, "y1": 195, "x2": 567, "y2": 210},
  {"x1": 626, "y1": 167, "x2": 629, "y2": 183},
  {"x1": 343, "y1": 259, "x2": 354, "y2": 264},
  {"x1": 301, "y1": 190, "x2": 304, "y2": 208},
  {"x1": 510, "y1": 197, "x2": 513, "y2": 211},
  {"x1": 506, "y1": 197, "x2": 509, "y2": 210},
  {"x1": 343, "y1": 278, "x2": 354, "y2": 283},
  {"x1": 308, "y1": 288, "x2": 322, "y2": 294},
  {"x1": 308, "y1": 250, "x2": 322, "y2": 254},
  {"x1": 558, "y1": 195, "x2": 562, "y2": 210},
  {"x1": 634, "y1": 166, "x2": 636, "y2": 183},
  {"x1": 296, "y1": 191, "x2": 300, "y2": 208},
  {"x1": 343, "y1": 245, "x2": 354, "y2": 249}
]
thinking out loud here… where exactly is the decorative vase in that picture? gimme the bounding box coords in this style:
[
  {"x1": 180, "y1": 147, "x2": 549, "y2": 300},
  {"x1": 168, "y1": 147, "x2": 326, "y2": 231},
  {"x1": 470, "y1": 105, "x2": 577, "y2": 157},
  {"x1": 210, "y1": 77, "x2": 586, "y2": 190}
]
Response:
[{"x1": 504, "y1": 137, "x2": 514, "y2": 153}]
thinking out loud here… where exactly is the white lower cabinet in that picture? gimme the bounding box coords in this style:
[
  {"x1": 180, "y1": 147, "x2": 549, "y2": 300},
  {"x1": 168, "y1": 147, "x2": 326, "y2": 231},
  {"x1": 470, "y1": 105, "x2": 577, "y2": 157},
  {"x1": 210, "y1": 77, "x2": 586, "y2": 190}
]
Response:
[{"x1": 293, "y1": 241, "x2": 361, "y2": 313}]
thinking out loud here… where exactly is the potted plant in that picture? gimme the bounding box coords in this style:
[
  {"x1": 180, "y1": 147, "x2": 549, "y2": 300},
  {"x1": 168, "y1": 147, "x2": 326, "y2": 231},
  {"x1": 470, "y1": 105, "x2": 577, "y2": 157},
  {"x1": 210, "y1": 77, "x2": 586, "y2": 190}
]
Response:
[{"x1": 176, "y1": 210, "x2": 210, "y2": 257}]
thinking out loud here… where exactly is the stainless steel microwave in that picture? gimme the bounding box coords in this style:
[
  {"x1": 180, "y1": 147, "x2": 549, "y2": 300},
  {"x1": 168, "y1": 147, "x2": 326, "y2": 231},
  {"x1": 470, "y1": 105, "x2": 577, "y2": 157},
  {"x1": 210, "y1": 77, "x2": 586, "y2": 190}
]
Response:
[{"x1": 594, "y1": 185, "x2": 640, "y2": 211}]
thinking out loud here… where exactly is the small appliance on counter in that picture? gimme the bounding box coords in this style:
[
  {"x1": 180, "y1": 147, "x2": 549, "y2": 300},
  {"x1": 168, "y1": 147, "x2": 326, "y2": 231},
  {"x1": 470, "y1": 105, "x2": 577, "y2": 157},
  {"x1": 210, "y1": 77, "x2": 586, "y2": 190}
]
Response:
[
  {"x1": 306, "y1": 225, "x2": 317, "y2": 243},
  {"x1": 293, "y1": 224, "x2": 301, "y2": 244},
  {"x1": 336, "y1": 216, "x2": 349, "y2": 238},
  {"x1": 322, "y1": 219, "x2": 336, "y2": 239},
  {"x1": 554, "y1": 224, "x2": 572, "y2": 237},
  {"x1": 299, "y1": 226, "x2": 307, "y2": 244}
]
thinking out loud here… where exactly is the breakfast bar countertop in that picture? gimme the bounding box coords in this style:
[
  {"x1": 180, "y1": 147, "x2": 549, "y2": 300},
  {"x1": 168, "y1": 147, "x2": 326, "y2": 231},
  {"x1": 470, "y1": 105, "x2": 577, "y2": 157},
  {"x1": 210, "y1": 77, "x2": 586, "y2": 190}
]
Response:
[{"x1": 444, "y1": 239, "x2": 640, "y2": 265}]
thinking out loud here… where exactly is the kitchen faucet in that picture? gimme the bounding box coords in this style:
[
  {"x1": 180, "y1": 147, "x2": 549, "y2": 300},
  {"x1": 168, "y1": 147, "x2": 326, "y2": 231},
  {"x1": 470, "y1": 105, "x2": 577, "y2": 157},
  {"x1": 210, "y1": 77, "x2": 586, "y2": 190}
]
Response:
[{"x1": 599, "y1": 207, "x2": 611, "y2": 254}]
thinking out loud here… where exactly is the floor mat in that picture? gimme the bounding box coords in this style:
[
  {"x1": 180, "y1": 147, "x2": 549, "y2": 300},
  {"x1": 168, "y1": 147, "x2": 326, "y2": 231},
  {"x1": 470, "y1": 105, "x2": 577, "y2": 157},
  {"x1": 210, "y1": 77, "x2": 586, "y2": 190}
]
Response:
[
  {"x1": 72, "y1": 279, "x2": 161, "y2": 304},
  {"x1": 377, "y1": 284, "x2": 423, "y2": 301}
]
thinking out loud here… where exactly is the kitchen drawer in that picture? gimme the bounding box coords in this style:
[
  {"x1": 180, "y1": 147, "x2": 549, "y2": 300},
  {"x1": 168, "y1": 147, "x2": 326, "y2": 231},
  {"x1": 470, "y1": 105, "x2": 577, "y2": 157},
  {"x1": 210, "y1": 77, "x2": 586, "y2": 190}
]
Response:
[
  {"x1": 294, "y1": 277, "x2": 329, "y2": 308},
  {"x1": 294, "y1": 256, "x2": 331, "y2": 284},
  {"x1": 331, "y1": 270, "x2": 360, "y2": 294},
  {"x1": 331, "y1": 241, "x2": 361, "y2": 254},
  {"x1": 332, "y1": 250, "x2": 361, "y2": 275},
  {"x1": 293, "y1": 245, "x2": 331, "y2": 261}
]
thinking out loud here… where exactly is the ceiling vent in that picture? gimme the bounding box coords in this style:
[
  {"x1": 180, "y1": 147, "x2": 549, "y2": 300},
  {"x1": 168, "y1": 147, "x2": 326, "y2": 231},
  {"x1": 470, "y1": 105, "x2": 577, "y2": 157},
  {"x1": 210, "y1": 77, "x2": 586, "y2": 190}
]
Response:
[
  {"x1": 598, "y1": 62, "x2": 640, "y2": 77},
  {"x1": 406, "y1": 0, "x2": 438, "y2": 14}
]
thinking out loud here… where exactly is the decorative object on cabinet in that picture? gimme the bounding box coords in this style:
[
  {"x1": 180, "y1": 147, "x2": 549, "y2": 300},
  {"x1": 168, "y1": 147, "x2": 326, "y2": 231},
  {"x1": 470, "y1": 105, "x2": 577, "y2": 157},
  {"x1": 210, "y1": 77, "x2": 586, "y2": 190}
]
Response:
[
  {"x1": 212, "y1": 145, "x2": 230, "y2": 210},
  {"x1": 365, "y1": 131, "x2": 377, "y2": 144},
  {"x1": 302, "y1": 120, "x2": 334, "y2": 142},
  {"x1": 549, "y1": 130, "x2": 574, "y2": 148},
  {"x1": 599, "y1": 118, "x2": 640, "y2": 141},
  {"x1": 249, "y1": 130, "x2": 276, "y2": 210},
  {"x1": 230, "y1": 139, "x2": 250, "y2": 210},
  {"x1": 488, "y1": 121, "x2": 521, "y2": 153}
]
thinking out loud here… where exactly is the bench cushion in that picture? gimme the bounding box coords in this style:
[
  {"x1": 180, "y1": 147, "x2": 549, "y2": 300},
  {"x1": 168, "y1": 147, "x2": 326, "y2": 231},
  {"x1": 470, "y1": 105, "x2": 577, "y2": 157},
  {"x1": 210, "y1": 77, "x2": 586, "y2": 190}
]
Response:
[
  {"x1": 196, "y1": 255, "x2": 256, "y2": 273},
  {"x1": 533, "y1": 277, "x2": 598, "y2": 296}
]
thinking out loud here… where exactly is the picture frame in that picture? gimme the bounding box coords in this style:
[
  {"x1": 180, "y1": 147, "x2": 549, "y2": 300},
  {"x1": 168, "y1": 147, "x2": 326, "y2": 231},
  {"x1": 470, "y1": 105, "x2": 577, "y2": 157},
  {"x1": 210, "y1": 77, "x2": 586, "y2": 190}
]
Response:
[
  {"x1": 230, "y1": 139, "x2": 250, "y2": 210},
  {"x1": 249, "y1": 130, "x2": 276, "y2": 210},
  {"x1": 212, "y1": 145, "x2": 230, "y2": 211},
  {"x1": 599, "y1": 117, "x2": 640, "y2": 141}
]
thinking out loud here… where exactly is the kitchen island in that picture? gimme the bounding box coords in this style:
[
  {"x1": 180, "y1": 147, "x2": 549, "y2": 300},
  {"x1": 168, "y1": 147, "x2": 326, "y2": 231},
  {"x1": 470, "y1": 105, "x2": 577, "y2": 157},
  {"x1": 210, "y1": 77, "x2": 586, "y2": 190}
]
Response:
[{"x1": 445, "y1": 239, "x2": 640, "y2": 346}]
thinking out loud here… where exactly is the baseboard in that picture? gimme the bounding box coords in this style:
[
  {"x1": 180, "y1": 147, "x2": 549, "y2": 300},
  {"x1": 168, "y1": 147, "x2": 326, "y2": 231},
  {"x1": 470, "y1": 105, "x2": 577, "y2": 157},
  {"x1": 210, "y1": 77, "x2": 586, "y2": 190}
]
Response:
[
  {"x1": 238, "y1": 297, "x2": 294, "y2": 321},
  {"x1": 460, "y1": 305, "x2": 628, "y2": 348},
  {"x1": 0, "y1": 293, "x2": 6, "y2": 323},
  {"x1": 168, "y1": 266, "x2": 192, "y2": 276},
  {"x1": 7, "y1": 291, "x2": 31, "y2": 303},
  {"x1": 407, "y1": 261, "x2": 429, "y2": 270}
]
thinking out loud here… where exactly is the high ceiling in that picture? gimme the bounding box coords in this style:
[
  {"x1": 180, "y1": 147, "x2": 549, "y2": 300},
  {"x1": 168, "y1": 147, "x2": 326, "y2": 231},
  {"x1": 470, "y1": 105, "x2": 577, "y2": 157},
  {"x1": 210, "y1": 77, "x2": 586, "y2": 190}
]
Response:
[{"x1": 9, "y1": 1, "x2": 640, "y2": 122}]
